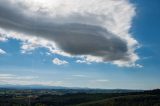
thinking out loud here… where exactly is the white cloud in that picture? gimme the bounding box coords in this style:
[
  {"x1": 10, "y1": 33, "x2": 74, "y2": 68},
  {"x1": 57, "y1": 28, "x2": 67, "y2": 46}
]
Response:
[
  {"x1": 52, "y1": 58, "x2": 68, "y2": 65},
  {"x1": 0, "y1": 0, "x2": 140, "y2": 67},
  {"x1": 95, "y1": 79, "x2": 109, "y2": 82},
  {"x1": 76, "y1": 60, "x2": 90, "y2": 64},
  {"x1": 0, "y1": 48, "x2": 6, "y2": 55},
  {"x1": 0, "y1": 73, "x2": 63, "y2": 86},
  {"x1": 89, "y1": 79, "x2": 109, "y2": 86},
  {"x1": 0, "y1": 74, "x2": 14, "y2": 77},
  {"x1": 72, "y1": 74, "x2": 87, "y2": 78},
  {"x1": 135, "y1": 64, "x2": 143, "y2": 68},
  {"x1": 0, "y1": 37, "x2": 7, "y2": 42},
  {"x1": 0, "y1": 74, "x2": 38, "y2": 80},
  {"x1": 0, "y1": 34, "x2": 8, "y2": 42},
  {"x1": 46, "y1": 52, "x2": 51, "y2": 56}
]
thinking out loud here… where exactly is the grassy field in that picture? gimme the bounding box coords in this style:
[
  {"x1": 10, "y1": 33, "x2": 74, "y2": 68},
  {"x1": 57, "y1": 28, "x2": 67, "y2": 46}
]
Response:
[{"x1": 76, "y1": 94, "x2": 160, "y2": 106}]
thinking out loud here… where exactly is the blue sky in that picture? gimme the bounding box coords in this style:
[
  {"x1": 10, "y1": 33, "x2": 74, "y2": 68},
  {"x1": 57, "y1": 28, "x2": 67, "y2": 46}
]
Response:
[{"x1": 0, "y1": 0, "x2": 160, "y2": 89}]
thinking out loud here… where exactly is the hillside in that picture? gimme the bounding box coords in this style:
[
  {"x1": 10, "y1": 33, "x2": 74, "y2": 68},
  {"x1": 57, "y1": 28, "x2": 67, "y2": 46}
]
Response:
[
  {"x1": 76, "y1": 89, "x2": 160, "y2": 106},
  {"x1": 0, "y1": 89, "x2": 159, "y2": 106}
]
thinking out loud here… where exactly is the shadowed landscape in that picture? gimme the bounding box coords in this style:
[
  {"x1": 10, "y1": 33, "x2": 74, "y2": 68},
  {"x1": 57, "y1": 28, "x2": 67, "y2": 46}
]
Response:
[{"x1": 0, "y1": 88, "x2": 160, "y2": 106}]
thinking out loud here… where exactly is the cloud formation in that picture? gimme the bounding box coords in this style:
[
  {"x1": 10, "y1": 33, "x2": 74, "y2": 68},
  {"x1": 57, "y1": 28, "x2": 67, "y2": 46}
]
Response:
[
  {"x1": 95, "y1": 79, "x2": 109, "y2": 82},
  {"x1": 0, "y1": 48, "x2": 6, "y2": 55},
  {"x1": 72, "y1": 74, "x2": 88, "y2": 78},
  {"x1": 0, "y1": 73, "x2": 63, "y2": 86},
  {"x1": 52, "y1": 58, "x2": 68, "y2": 65},
  {"x1": 0, "y1": 0, "x2": 139, "y2": 67}
]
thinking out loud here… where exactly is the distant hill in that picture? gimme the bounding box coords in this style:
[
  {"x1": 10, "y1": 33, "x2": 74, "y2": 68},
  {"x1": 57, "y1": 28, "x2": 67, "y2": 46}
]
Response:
[
  {"x1": 0, "y1": 84, "x2": 68, "y2": 89},
  {"x1": 0, "y1": 84, "x2": 143, "y2": 93}
]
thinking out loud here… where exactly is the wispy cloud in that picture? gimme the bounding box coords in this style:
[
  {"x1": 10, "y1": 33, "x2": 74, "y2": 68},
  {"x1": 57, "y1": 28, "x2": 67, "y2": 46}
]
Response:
[
  {"x1": 0, "y1": 73, "x2": 64, "y2": 86},
  {"x1": 0, "y1": 34, "x2": 8, "y2": 42},
  {"x1": 76, "y1": 60, "x2": 91, "y2": 64},
  {"x1": 0, "y1": 49, "x2": 6, "y2": 55},
  {"x1": 0, "y1": 74, "x2": 14, "y2": 77},
  {"x1": 0, "y1": 74, "x2": 38, "y2": 80},
  {"x1": 72, "y1": 74, "x2": 88, "y2": 78},
  {"x1": 95, "y1": 79, "x2": 109, "y2": 82},
  {"x1": 52, "y1": 58, "x2": 68, "y2": 65}
]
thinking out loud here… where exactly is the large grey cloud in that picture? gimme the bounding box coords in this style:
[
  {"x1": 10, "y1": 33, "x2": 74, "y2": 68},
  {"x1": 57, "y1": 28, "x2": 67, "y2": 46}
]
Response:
[{"x1": 0, "y1": 0, "x2": 139, "y2": 66}]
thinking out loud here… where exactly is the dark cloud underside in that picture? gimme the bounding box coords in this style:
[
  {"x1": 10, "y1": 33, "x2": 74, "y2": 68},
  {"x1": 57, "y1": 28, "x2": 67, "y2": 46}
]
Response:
[{"x1": 0, "y1": 0, "x2": 131, "y2": 61}]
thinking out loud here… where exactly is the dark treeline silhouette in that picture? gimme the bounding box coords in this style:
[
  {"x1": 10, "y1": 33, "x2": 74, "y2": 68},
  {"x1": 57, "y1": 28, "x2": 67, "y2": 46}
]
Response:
[{"x1": 0, "y1": 89, "x2": 160, "y2": 106}]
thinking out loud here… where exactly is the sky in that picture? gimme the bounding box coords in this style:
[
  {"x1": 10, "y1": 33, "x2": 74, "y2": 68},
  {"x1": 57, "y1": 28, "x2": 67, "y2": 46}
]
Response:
[{"x1": 0, "y1": 0, "x2": 160, "y2": 89}]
